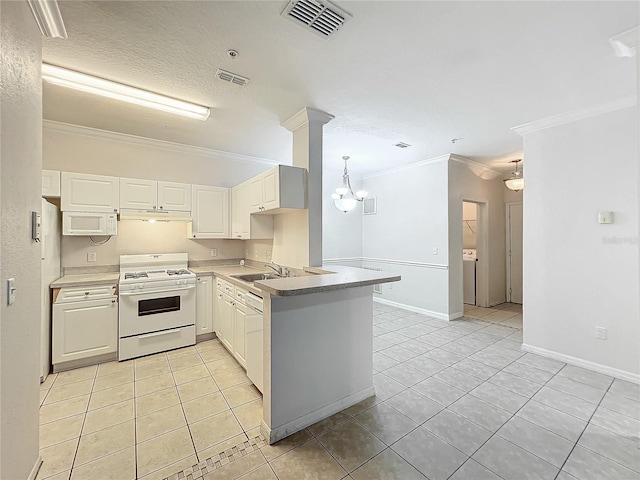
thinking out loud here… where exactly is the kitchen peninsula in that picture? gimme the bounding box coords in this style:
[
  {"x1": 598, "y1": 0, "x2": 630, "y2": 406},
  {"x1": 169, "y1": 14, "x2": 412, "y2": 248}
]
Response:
[{"x1": 255, "y1": 265, "x2": 400, "y2": 444}]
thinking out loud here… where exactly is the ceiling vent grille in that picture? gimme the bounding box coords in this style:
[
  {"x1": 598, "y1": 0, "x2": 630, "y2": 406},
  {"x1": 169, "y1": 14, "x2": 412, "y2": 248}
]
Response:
[
  {"x1": 394, "y1": 142, "x2": 411, "y2": 148},
  {"x1": 281, "y1": 0, "x2": 351, "y2": 39},
  {"x1": 215, "y1": 69, "x2": 250, "y2": 87}
]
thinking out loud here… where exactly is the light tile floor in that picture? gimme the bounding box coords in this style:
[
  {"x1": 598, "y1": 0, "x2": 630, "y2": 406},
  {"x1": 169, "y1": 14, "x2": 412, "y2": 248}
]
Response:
[{"x1": 37, "y1": 303, "x2": 640, "y2": 480}]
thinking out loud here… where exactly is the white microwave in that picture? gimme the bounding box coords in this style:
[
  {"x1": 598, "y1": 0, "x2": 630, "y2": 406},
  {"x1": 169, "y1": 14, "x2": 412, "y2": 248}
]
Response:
[{"x1": 62, "y1": 212, "x2": 117, "y2": 236}]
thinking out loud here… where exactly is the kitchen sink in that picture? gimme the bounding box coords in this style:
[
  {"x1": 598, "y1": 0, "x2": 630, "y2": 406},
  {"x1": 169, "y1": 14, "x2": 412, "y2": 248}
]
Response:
[{"x1": 232, "y1": 273, "x2": 281, "y2": 283}]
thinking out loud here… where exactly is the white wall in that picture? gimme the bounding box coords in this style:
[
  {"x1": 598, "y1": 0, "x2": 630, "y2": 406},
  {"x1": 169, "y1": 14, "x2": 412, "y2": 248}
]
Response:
[
  {"x1": 362, "y1": 157, "x2": 450, "y2": 317},
  {"x1": 522, "y1": 106, "x2": 639, "y2": 378},
  {"x1": 448, "y1": 160, "x2": 507, "y2": 314},
  {"x1": 0, "y1": 2, "x2": 42, "y2": 478},
  {"x1": 43, "y1": 124, "x2": 274, "y2": 187},
  {"x1": 62, "y1": 221, "x2": 244, "y2": 268}
]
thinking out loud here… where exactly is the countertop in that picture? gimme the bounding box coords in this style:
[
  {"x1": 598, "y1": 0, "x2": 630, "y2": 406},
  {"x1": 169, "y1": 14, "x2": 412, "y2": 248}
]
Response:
[
  {"x1": 255, "y1": 265, "x2": 401, "y2": 297},
  {"x1": 192, "y1": 265, "x2": 272, "y2": 297},
  {"x1": 50, "y1": 273, "x2": 120, "y2": 288}
]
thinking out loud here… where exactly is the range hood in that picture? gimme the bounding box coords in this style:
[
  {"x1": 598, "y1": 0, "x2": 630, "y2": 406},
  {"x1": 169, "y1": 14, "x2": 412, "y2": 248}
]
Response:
[{"x1": 119, "y1": 211, "x2": 192, "y2": 222}]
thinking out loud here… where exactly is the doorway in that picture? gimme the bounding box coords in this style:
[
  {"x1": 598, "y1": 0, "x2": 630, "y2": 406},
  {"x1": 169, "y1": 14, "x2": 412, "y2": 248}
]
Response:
[
  {"x1": 507, "y1": 203, "x2": 523, "y2": 304},
  {"x1": 462, "y1": 201, "x2": 478, "y2": 305}
]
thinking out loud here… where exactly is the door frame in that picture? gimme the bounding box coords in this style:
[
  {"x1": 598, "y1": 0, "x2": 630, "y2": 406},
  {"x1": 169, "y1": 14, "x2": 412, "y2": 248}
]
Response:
[
  {"x1": 461, "y1": 198, "x2": 489, "y2": 308},
  {"x1": 506, "y1": 202, "x2": 523, "y2": 303}
]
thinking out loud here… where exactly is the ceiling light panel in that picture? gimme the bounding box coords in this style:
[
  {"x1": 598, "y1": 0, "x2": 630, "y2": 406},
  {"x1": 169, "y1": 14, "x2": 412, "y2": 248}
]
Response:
[
  {"x1": 281, "y1": 0, "x2": 351, "y2": 39},
  {"x1": 41, "y1": 64, "x2": 210, "y2": 120}
]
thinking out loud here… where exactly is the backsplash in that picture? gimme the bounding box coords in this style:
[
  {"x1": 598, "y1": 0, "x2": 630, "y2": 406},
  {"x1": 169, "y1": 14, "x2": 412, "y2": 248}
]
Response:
[{"x1": 61, "y1": 220, "x2": 246, "y2": 268}]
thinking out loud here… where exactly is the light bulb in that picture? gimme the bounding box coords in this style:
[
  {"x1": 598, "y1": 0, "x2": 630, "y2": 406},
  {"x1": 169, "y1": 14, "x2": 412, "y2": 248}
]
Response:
[{"x1": 335, "y1": 187, "x2": 348, "y2": 196}]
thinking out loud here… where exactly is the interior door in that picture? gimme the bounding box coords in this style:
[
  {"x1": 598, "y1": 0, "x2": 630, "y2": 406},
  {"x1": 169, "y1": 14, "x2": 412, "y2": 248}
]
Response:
[{"x1": 508, "y1": 203, "x2": 523, "y2": 304}]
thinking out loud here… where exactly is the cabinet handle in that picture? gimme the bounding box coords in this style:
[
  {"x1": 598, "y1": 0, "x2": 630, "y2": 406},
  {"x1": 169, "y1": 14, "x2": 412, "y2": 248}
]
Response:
[
  {"x1": 114, "y1": 209, "x2": 118, "y2": 212},
  {"x1": 111, "y1": 299, "x2": 116, "y2": 303},
  {"x1": 159, "y1": 206, "x2": 163, "y2": 209},
  {"x1": 84, "y1": 292, "x2": 90, "y2": 296},
  {"x1": 153, "y1": 205, "x2": 156, "y2": 209}
]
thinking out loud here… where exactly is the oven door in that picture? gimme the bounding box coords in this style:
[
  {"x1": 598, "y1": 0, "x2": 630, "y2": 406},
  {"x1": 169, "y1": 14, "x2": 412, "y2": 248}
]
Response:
[{"x1": 118, "y1": 284, "x2": 196, "y2": 337}]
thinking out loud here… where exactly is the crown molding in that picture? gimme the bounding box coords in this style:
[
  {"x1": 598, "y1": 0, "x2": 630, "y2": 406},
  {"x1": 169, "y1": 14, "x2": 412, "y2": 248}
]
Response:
[
  {"x1": 363, "y1": 153, "x2": 502, "y2": 180},
  {"x1": 448, "y1": 154, "x2": 502, "y2": 178},
  {"x1": 610, "y1": 25, "x2": 640, "y2": 57},
  {"x1": 43, "y1": 120, "x2": 281, "y2": 167},
  {"x1": 281, "y1": 107, "x2": 335, "y2": 132},
  {"x1": 363, "y1": 154, "x2": 451, "y2": 179},
  {"x1": 511, "y1": 96, "x2": 637, "y2": 136}
]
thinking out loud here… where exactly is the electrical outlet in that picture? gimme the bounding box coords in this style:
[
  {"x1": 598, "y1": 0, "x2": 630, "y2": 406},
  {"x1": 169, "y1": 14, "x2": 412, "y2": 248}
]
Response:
[
  {"x1": 255, "y1": 250, "x2": 259, "y2": 258},
  {"x1": 210, "y1": 248, "x2": 218, "y2": 257},
  {"x1": 595, "y1": 326, "x2": 608, "y2": 340},
  {"x1": 87, "y1": 252, "x2": 97, "y2": 262},
  {"x1": 432, "y1": 247, "x2": 438, "y2": 255},
  {"x1": 265, "y1": 250, "x2": 271, "y2": 260}
]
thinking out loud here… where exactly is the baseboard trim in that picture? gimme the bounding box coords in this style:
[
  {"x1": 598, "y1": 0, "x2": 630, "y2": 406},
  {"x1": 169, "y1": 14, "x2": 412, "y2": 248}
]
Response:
[
  {"x1": 261, "y1": 386, "x2": 375, "y2": 444},
  {"x1": 521, "y1": 343, "x2": 640, "y2": 383},
  {"x1": 374, "y1": 298, "x2": 459, "y2": 321},
  {"x1": 28, "y1": 456, "x2": 43, "y2": 480}
]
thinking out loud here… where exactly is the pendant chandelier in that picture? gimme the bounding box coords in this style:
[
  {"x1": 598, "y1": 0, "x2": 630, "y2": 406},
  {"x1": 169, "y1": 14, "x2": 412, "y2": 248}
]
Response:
[
  {"x1": 504, "y1": 159, "x2": 525, "y2": 192},
  {"x1": 330, "y1": 156, "x2": 368, "y2": 213}
]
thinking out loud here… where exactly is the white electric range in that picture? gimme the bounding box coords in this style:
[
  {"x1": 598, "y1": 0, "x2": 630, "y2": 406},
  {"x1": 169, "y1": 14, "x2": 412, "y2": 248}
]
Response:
[{"x1": 118, "y1": 253, "x2": 196, "y2": 361}]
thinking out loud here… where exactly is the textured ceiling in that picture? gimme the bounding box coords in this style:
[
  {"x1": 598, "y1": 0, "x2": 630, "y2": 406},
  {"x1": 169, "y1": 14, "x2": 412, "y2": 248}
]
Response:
[{"x1": 43, "y1": 1, "x2": 639, "y2": 175}]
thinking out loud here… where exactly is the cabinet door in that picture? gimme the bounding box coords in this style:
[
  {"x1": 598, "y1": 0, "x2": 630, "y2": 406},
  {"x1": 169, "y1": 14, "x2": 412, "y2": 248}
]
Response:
[
  {"x1": 42, "y1": 170, "x2": 61, "y2": 197},
  {"x1": 219, "y1": 294, "x2": 235, "y2": 352},
  {"x1": 61, "y1": 172, "x2": 120, "y2": 213},
  {"x1": 52, "y1": 298, "x2": 118, "y2": 364},
  {"x1": 261, "y1": 168, "x2": 279, "y2": 211},
  {"x1": 120, "y1": 177, "x2": 157, "y2": 210},
  {"x1": 191, "y1": 185, "x2": 229, "y2": 238},
  {"x1": 248, "y1": 176, "x2": 263, "y2": 213},
  {"x1": 234, "y1": 303, "x2": 247, "y2": 369},
  {"x1": 231, "y1": 185, "x2": 244, "y2": 239},
  {"x1": 158, "y1": 181, "x2": 191, "y2": 212},
  {"x1": 196, "y1": 276, "x2": 213, "y2": 336}
]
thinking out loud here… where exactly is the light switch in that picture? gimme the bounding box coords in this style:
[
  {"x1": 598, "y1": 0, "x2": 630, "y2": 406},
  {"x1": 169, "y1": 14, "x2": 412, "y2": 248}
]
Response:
[
  {"x1": 598, "y1": 211, "x2": 614, "y2": 224},
  {"x1": 432, "y1": 247, "x2": 439, "y2": 255},
  {"x1": 7, "y1": 278, "x2": 16, "y2": 305},
  {"x1": 210, "y1": 249, "x2": 218, "y2": 257},
  {"x1": 87, "y1": 252, "x2": 97, "y2": 262}
]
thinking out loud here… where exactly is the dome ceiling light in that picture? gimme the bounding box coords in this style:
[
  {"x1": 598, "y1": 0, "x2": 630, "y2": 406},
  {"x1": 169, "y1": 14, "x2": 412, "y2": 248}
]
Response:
[{"x1": 504, "y1": 159, "x2": 525, "y2": 192}]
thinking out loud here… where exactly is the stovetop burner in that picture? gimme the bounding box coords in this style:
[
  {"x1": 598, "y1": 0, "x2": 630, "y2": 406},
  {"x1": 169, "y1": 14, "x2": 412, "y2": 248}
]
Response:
[
  {"x1": 124, "y1": 272, "x2": 149, "y2": 279},
  {"x1": 167, "y1": 269, "x2": 191, "y2": 276}
]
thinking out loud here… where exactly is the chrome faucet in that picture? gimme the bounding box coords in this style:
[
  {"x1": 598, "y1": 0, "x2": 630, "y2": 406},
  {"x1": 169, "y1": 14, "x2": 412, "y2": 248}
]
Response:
[{"x1": 264, "y1": 262, "x2": 284, "y2": 277}]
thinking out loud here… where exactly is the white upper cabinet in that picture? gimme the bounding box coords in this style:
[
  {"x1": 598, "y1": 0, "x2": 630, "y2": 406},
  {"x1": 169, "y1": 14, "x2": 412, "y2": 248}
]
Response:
[
  {"x1": 189, "y1": 185, "x2": 229, "y2": 238},
  {"x1": 61, "y1": 172, "x2": 120, "y2": 213},
  {"x1": 158, "y1": 181, "x2": 191, "y2": 212},
  {"x1": 232, "y1": 181, "x2": 273, "y2": 240},
  {"x1": 119, "y1": 178, "x2": 157, "y2": 210},
  {"x1": 250, "y1": 165, "x2": 306, "y2": 213},
  {"x1": 120, "y1": 179, "x2": 191, "y2": 212},
  {"x1": 42, "y1": 170, "x2": 61, "y2": 198}
]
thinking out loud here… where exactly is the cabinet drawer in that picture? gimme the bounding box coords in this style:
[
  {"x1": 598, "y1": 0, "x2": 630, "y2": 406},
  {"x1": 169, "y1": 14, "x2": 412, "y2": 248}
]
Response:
[
  {"x1": 119, "y1": 325, "x2": 196, "y2": 361},
  {"x1": 235, "y1": 287, "x2": 248, "y2": 304},
  {"x1": 216, "y1": 277, "x2": 224, "y2": 291},
  {"x1": 55, "y1": 285, "x2": 116, "y2": 303},
  {"x1": 222, "y1": 280, "x2": 235, "y2": 296}
]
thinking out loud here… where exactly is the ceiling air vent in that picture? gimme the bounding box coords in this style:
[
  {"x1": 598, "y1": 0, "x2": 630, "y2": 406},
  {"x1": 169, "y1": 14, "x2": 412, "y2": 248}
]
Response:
[
  {"x1": 281, "y1": 0, "x2": 351, "y2": 39},
  {"x1": 363, "y1": 197, "x2": 377, "y2": 215},
  {"x1": 215, "y1": 69, "x2": 250, "y2": 87},
  {"x1": 394, "y1": 142, "x2": 411, "y2": 149}
]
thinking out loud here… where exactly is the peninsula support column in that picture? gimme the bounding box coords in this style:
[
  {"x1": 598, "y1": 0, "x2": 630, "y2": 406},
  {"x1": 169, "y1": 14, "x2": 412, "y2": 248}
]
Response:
[{"x1": 280, "y1": 107, "x2": 334, "y2": 267}]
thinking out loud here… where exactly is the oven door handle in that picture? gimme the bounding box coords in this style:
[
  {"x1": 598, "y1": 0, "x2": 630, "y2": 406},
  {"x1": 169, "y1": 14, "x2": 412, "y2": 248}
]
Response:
[
  {"x1": 119, "y1": 284, "x2": 196, "y2": 297},
  {"x1": 138, "y1": 328, "x2": 182, "y2": 339}
]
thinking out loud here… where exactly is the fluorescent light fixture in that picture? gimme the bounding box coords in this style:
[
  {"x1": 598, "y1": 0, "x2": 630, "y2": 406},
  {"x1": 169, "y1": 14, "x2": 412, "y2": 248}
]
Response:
[
  {"x1": 28, "y1": 0, "x2": 67, "y2": 38},
  {"x1": 42, "y1": 64, "x2": 211, "y2": 120}
]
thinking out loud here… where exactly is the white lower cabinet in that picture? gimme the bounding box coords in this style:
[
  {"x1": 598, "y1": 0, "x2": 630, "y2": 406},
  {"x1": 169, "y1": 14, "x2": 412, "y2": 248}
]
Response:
[
  {"x1": 196, "y1": 275, "x2": 214, "y2": 336},
  {"x1": 214, "y1": 277, "x2": 257, "y2": 372},
  {"x1": 52, "y1": 289, "x2": 118, "y2": 367},
  {"x1": 217, "y1": 292, "x2": 235, "y2": 352},
  {"x1": 233, "y1": 302, "x2": 247, "y2": 369}
]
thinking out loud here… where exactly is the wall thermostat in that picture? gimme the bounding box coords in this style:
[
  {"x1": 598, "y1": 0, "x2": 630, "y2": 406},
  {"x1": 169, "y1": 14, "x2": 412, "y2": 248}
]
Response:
[{"x1": 598, "y1": 211, "x2": 614, "y2": 224}]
